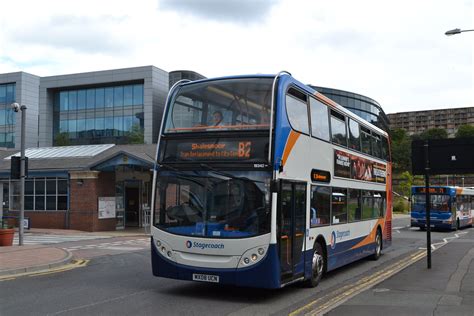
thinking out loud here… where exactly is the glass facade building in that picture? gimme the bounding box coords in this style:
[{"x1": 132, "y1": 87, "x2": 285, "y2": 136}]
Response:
[
  {"x1": 310, "y1": 86, "x2": 390, "y2": 132},
  {"x1": 53, "y1": 83, "x2": 144, "y2": 145},
  {"x1": 0, "y1": 83, "x2": 16, "y2": 148}
]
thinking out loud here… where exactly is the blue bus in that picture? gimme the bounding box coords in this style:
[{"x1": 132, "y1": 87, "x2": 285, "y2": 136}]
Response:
[
  {"x1": 411, "y1": 186, "x2": 474, "y2": 230},
  {"x1": 151, "y1": 73, "x2": 392, "y2": 288}
]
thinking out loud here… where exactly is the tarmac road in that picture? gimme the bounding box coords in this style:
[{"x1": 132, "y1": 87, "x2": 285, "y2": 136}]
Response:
[{"x1": 1, "y1": 216, "x2": 471, "y2": 315}]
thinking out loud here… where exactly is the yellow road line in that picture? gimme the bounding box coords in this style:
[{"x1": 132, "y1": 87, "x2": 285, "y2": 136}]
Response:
[
  {"x1": 0, "y1": 259, "x2": 89, "y2": 281},
  {"x1": 289, "y1": 250, "x2": 426, "y2": 316}
]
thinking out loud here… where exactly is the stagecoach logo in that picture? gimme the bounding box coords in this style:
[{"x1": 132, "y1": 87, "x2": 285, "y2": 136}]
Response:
[
  {"x1": 330, "y1": 231, "x2": 337, "y2": 249},
  {"x1": 330, "y1": 230, "x2": 351, "y2": 249},
  {"x1": 185, "y1": 240, "x2": 224, "y2": 250}
]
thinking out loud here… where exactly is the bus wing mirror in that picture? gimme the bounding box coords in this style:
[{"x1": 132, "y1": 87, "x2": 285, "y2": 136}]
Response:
[{"x1": 270, "y1": 179, "x2": 280, "y2": 193}]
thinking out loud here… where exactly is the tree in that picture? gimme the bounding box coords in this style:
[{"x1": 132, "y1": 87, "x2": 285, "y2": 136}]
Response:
[
  {"x1": 390, "y1": 128, "x2": 411, "y2": 173},
  {"x1": 54, "y1": 132, "x2": 70, "y2": 146},
  {"x1": 419, "y1": 128, "x2": 448, "y2": 140},
  {"x1": 399, "y1": 171, "x2": 414, "y2": 197},
  {"x1": 127, "y1": 124, "x2": 144, "y2": 144},
  {"x1": 455, "y1": 125, "x2": 474, "y2": 138}
]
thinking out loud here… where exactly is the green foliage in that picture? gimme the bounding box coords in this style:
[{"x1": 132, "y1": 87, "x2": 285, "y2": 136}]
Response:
[
  {"x1": 399, "y1": 171, "x2": 414, "y2": 197},
  {"x1": 393, "y1": 197, "x2": 409, "y2": 214},
  {"x1": 0, "y1": 219, "x2": 14, "y2": 229},
  {"x1": 419, "y1": 128, "x2": 448, "y2": 140},
  {"x1": 54, "y1": 132, "x2": 71, "y2": 146},
  {"x1": 127, "y1": 124, "x2": 144, "y2": 144},
  {"x1": 390, "y1": 128, "x2": 411, "y2": 173},
  {"x1": 455, "y1": 125, "x2": 474, "y2": 138}
]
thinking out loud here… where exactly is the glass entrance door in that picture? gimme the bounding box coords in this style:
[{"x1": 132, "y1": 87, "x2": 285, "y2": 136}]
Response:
[
  {"x1": 279, "y1": 181, "x2": 307, "y2": 284},
  {"x1": 125, "y1": 181, "x2": 141, "y2": 227}
]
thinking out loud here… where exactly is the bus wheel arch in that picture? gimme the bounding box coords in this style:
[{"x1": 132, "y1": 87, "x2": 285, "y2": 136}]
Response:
[{"x1": 304, "y1": 236, "x2": 326, "y2": 288}]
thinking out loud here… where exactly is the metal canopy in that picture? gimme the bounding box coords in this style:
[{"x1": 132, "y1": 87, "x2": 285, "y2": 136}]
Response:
[{"x1": 4, "y1": 144, "x2": 115, "y2": 160}]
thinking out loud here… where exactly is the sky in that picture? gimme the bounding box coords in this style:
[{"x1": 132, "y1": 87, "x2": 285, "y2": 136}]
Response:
[{"x1": 0, "y1": 0, "x2": 472, "y2": 114}]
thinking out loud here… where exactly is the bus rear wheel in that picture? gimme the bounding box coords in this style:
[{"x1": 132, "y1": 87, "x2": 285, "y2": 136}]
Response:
[
  {"x1": 370, "y1": 229, "x2": 382, "y2": 260},
  {"x1": 304, "y1": 242, "x2": 324, "y2": 288}
]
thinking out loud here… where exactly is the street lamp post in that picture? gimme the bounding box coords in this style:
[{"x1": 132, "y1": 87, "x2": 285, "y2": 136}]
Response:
[
  {"x1": 11, "y1": 102, "x2": 27, "y2": 246},
  {"x1": 445, "y1": 28, "x2": 474, "y2": 36}
]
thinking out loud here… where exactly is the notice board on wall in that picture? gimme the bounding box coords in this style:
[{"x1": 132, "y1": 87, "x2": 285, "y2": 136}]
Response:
[{"x1": 98, "y1": 197, "x2": 116, "y2": 219}]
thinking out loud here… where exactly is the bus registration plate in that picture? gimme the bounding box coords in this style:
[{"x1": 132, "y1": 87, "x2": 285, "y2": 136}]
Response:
[{"x1": 192, "y1": 273, "x2": 219, "y2": 283}]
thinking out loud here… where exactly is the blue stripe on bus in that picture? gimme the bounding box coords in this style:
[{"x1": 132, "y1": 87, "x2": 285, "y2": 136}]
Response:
[
  {"x1": 151, "y1": 238, "x2": 281, "y2": 289},
  {"x1": 273, "y1": 76, "x2": 292, "y2": 171}
]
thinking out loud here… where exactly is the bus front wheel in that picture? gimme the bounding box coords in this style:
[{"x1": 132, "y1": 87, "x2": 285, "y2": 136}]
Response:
[{"x1": 304, "y1": 242, "x2": 325, "y2": 288}]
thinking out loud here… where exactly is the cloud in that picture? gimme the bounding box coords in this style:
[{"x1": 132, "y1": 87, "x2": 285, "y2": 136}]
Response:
[
  {"x1": 10, "y1": 15, "x2": 130, "y2": 55},
  {"x1": 159, "y1": 0, "x2": 279, "y2": 24}
]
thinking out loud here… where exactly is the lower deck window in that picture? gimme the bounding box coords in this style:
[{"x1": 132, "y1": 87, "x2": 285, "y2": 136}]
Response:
[{"x1": 311, "y1": 186, "x2": 385, "y2": 226}]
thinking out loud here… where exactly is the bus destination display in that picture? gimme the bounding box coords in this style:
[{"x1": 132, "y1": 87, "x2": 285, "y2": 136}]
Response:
[
  {"x1": 179, "y1": 141, "x2": 252, "y2": 159},
  {"x1": 414, "y1": 187, "x2": 448, "y2": 194},
  {"x1": 162, "y1": 137, "x2": 268, "y2": 162}
]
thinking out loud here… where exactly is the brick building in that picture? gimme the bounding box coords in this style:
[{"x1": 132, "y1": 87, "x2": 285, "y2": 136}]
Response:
[
  {"x1": 0, "y1": 144, "x2": 155, "y2": 231},
  {"x1": 388, "y1": 107, "x2": 474, "y2": 137}
]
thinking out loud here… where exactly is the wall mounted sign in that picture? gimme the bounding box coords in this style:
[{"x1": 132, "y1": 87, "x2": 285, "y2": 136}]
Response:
[{"x1": 98, "y1": 197, "x2": 116, "y2": 219}]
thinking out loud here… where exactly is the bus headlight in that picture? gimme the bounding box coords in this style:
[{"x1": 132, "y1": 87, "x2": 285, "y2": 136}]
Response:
[
  {"x1": 154, "y1": 239, "x2": 175, "y2": 261},
  {"x1": 238, "y1": 245, "x2": 268, "y2": 268}
]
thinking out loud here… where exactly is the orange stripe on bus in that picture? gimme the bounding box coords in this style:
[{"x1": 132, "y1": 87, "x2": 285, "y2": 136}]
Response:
[
  {"x1": 350, "y1": 218, "x2": 385, "y2": 250},
  {"x1": 282, "y1": 130, "x2": 300, "y2": 166},
  {"x1": 314, "y1": 92, "x2": 338, "y2": 108}
]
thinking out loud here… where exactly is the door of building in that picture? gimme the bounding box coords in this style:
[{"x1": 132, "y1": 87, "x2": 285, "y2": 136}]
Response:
[
  {"x1": 279, "y1": 180, "x2": 307, "y2": 284},
  {"x1": 125, "y1": 182, "x2": 140, "y2": 227}
]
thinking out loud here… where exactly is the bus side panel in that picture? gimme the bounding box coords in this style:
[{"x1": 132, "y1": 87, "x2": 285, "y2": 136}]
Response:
[
  {"x1": 326, "y1": 236, "x2": 372, "y2": 271},
  {"x1": 151, "y1": 238, "x2": 281, "y2": 289},
  {"x1": 328, "y1": 244, "x2": 376, "y2": 271}
]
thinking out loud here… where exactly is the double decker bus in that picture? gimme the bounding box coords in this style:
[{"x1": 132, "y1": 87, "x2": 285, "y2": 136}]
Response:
[
  {"x1": 411, "y1": 186, "x2": 474, "y2": 230},
  {"x1": 151, "y1": 72, "x2": 392, "y2": 289}
]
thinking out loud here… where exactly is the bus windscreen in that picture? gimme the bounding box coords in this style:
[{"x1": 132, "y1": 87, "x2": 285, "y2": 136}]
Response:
[
  {"x1": 412, "y1": 194, "x2": 450, "y2": 212},
  {"x1": 164, "y1": 78, "x2": 273, "y2": 133}
]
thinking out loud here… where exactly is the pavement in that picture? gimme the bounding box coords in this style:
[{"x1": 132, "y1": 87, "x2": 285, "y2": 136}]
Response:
[
  {"x1": 0, "y1": 228, "x2": 148, "y2": 277},
  {"x1": 328, "y1": 229, "x2": 474, "y2": 316}
]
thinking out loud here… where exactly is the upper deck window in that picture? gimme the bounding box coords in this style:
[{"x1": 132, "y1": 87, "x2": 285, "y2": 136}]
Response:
[
  {"x1": 330, "y1": 110, "x2": 347, "y2": 146},
  {"x1": 309, "y1": 97, "x2": 330, "y2": 141},
  {"x1": 164, "y1": 78, "x2": 273, "y2": 133},
  {"x1": 286, "y1": 88, "x2": 309, "y2": 135}
]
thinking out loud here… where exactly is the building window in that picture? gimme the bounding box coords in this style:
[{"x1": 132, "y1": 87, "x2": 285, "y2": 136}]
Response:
[
  {"x1": 0, "y1": 83, "x2": 16, "y2": 148},
  {"x1": 11, "y1": 177, "x2": 68, "y2": 211},
  {"x1": 53, "y1": 83, "x2": 145, "y2": 145}
]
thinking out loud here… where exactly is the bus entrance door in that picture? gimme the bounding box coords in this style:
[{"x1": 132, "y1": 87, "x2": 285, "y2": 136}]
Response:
[{"x1": 279, "y1": 181, "x2": 307, "y2": 284}]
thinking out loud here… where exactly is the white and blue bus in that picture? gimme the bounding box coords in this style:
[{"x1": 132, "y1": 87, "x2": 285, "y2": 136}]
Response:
[
  {"x1": 151, "y1": 73, "x2": 392, "y2": 289},
  {"x1": 411, "y1": 186, "x2": 474, "y2": 230}
]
